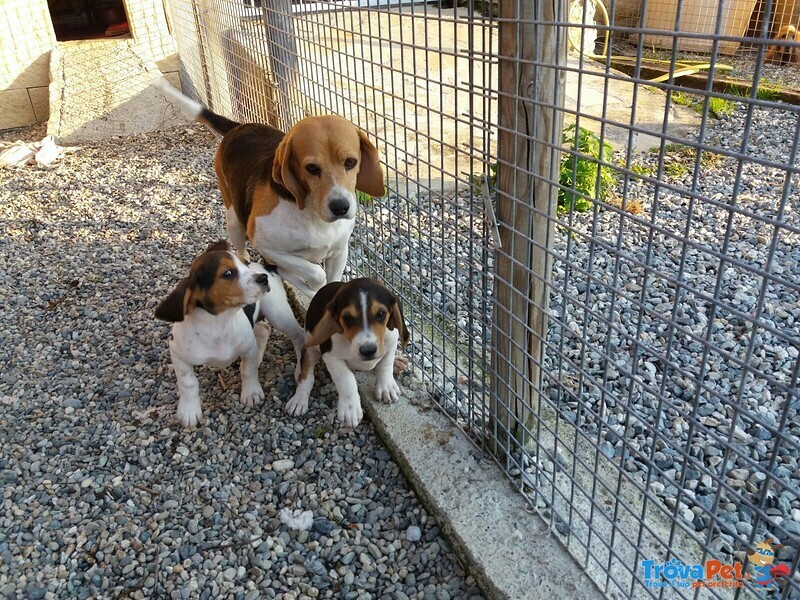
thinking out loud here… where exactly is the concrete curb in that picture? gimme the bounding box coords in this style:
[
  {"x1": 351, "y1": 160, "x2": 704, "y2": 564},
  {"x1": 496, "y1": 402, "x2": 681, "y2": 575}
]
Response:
[{"x1": 356, "y1": 373, "x2": 606, "y2": 600}]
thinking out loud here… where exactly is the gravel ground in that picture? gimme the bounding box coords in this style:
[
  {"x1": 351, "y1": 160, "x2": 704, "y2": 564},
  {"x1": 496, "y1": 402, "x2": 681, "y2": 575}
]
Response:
[
  {"x1": 545, "y1": 103, "x2": 800, "y2": 573},
  {"x1": 0, "y1": 124, "x2": 483, "y2": 600},
  {"x1": 359, "y1": 100, "x2": 800, "y2": 583}
]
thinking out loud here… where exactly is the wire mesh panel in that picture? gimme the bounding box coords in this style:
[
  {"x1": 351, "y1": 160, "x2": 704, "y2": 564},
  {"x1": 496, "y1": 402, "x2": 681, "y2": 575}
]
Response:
[{"x1": 166, "y1": 0, "x2": 800, "y2": 597}]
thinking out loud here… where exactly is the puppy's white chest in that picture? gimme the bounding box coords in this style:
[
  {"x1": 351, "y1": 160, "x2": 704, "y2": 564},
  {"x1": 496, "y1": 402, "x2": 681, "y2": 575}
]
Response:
[{"x1": 170, "y1": 314, "x2": 254, "y2": 367}]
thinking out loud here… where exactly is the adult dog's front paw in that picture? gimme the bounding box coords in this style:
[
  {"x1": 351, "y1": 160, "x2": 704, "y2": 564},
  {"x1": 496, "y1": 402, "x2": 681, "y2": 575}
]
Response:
[
  {"x1": 285, "y1": 392, "x2": 309, "y2": 416},
  {"x1": 374, "y1": 376, "x2": 400, "y2": 404},
  {"x1": 177, "y1": 397, "x2": 203, "y2": 428},
  {"x1": 337, "y1": 395, "x2": 363, "y2": 428},
  {"x1": 307, "y1": 264, "x2": 328, "y2": 292},
  {"x1": 240, "y1": 381, "x2": 265, "y2": 408}
]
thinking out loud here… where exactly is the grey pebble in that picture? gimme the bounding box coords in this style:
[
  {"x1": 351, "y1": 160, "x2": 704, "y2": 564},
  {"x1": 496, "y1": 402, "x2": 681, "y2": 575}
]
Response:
[{"x1": 406, "y1": 525, "x2": 422, "y2": 542}]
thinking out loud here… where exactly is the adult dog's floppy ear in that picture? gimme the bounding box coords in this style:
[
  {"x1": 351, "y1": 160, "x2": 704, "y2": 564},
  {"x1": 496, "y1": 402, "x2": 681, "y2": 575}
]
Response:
[
  {"x1": 356, "y1": 129, "x2": 385, "y2": 197},
  {"x1": 272, "y1": 133, "x2": 308, "y2": 209},
  {"x1": 305, "y1": 307, "x2": 342, "y2": 348},
  {"x1": 155, "y1": 279, "x2": 189, "y2": 322},
  {"x1": 387, "y1": 299, "x2": 409, "y2": 348}
]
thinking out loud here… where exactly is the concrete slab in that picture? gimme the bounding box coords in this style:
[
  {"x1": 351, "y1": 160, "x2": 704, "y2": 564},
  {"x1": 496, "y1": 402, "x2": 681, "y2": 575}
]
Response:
[
  {"x1": 563, "y1": 56, "x2": 702, "y2": 152},
  {"x1": 360, "y1": 380, "x2": 607, "y2": 600},
  {"x1": 48, "y1": 40, "x2": 185, "y2": 143}
]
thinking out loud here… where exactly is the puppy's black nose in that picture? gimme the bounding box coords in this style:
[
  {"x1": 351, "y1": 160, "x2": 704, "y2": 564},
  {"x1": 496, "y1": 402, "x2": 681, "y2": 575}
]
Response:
[
  {"x1": 255, "y1": 274, "x2": 270, "y2": 289},
  {"x1": 359, "y1": 343, "x2": 377, "y2": 359},
  {"x1": 328, "y1": 197, "x2": 351, "y2": 217}
]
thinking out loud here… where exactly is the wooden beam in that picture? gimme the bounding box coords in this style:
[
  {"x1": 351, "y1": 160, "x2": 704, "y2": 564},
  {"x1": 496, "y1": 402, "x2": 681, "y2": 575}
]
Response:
[{"x1": 492, "y1": 1, "x2": 566, "y2": 455}]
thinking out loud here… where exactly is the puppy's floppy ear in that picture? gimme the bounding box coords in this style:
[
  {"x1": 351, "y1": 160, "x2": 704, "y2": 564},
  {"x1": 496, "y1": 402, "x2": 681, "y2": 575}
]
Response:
[
  {"x1": 305, "y1": 307, "x2": 342, "y2": 348},
  {"x1": 155, "y1": 278, "x2": 189, "y2": 322},
  {"x1": 356, "y1": 129, "x2": 386, "y2": 197},
  {"x1": 182, "y1": 279, "x2": 205, "y2": 317},
  {"x1": 272, "y1": 133, "x2": 308, "y2": 209},
  {"x1": 388, "y1": 299, "x2": 409, "y2": 348}
]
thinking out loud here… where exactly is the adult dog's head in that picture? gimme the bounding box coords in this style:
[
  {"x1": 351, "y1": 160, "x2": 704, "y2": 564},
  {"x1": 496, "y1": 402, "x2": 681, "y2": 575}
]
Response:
[{"x1": 272, "y1": 115, "x2": 385, "y2": 222}]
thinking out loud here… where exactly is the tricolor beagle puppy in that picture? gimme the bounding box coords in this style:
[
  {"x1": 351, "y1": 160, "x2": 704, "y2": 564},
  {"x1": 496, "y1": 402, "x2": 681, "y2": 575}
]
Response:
[
  {"x1": 152, "y1": 78, "x2": 386, "y2": 298},
  {"x1": 155, "y1": 241, "x2": 305, "y2": 428},
  {"x1": 286, "y1": 278, "x2": 409, "y2": 428}
]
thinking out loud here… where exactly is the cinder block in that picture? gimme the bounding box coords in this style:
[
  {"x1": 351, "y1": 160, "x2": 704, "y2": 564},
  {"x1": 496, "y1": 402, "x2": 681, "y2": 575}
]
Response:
[
  {"x1": 5, "y1": 51, "x2": 51, "y2": 89},
  {"x1": 28, "y1": 86, "x2": 49, "y2": 121},
  {"x1": 0, "y1": 88, "x2": 36, "y2": 129}
]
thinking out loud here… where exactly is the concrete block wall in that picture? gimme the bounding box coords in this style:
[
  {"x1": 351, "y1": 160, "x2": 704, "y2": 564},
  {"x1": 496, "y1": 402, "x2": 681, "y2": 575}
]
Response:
[
  {"x1": 0, "y1": 0, "x2": 56, "y2": 130},
  {"x1": 0, "y1": 0, "x2": 179, "y2": 131}
]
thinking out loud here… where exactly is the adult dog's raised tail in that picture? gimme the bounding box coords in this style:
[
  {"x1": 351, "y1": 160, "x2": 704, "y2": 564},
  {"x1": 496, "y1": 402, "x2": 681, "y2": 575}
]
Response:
[{"x1": 151, "y1": 77, "x2": 240, "y2": 135}]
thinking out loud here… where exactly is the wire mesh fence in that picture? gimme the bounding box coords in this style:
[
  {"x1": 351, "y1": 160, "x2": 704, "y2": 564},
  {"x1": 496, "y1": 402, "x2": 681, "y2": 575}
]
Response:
[{"x1": 166, "y1": 0, "x2": 800, "y2": 597}]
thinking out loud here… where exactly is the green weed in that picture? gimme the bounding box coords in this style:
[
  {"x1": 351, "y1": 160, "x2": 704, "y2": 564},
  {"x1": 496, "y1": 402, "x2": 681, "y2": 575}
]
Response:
[
  {"x1": 559, "y1": 124, "x2": 615, "y2": 212},
  {"x1": 630, "y1": 163, "x2": 656, "y2": 177},
  {"x1": 708, "y1": 96, "x2": 735, "y2": 118}
]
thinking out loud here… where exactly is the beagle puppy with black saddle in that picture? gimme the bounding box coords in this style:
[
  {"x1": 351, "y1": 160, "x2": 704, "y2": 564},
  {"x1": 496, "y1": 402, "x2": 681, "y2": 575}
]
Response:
[
  {"x1": 155, "y1": 241, "x2": 306, "y2": 428},
  {"x1": 286, "y1": 278, "x2": 409, "y2": 428},
  {"x1": 152, "y1": 78, "x2": 386, "y2": 298}
]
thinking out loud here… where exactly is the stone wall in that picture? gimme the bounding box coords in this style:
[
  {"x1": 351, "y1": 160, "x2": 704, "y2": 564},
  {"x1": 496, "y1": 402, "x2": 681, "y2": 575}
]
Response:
[{"x1": 0, "y1": 0, "x2": 56, "y2": 130}]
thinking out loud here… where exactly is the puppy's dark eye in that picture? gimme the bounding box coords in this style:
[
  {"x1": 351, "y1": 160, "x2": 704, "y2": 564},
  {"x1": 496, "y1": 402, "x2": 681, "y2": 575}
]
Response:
[
  {"x1": 344, "y1": 157, "x2": 357, "y2": 170},
  {"x1": 305, "y1": 163, "x2": 321, "y2": 176},
  {"x1": 221, "y1": 269, "x2": 235, "y2": 279},
  {"x1": 376, "y1": 310, "x2": 386, "y2": 321},
  {"x1": 342, "y1": 315, "x2": 356, "y2": 327}
]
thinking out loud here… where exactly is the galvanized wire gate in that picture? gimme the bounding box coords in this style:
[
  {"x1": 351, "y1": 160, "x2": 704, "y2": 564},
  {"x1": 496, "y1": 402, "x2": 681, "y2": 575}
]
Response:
[{"x1": 166, "y1": 0, "x2": 800, "y2": 597}]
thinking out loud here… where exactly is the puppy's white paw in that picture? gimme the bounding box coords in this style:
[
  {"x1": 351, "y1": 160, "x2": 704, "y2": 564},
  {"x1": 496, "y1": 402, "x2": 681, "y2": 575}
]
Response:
[
  {"x1": 240, "y1": 381, "x2": 265, "y2": 408},
  {"x1": 177, "y1": 398, "x2": 203, "y2": 428},
  {"x1": 374, "y1": 376, "x2": 400, "y2": 404},
  {"x1": 337, "y1": 395, "x2": 363, "y2": 428},
  {"x1": 285, "y1": 392, "x2": 309, "y2": 416},
  {"x1": 393, "y1": 353, "x2": 410, "y2": 375}
]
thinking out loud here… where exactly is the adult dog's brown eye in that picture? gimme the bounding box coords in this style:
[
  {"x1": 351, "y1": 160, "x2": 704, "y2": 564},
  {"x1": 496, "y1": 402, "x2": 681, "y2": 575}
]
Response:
[
  {"x1": 305, "y1": 163, "x2": 321, "y2": 176},
  {"x1": 344, "y1": 157, "x2": 357, "y2": 170}
]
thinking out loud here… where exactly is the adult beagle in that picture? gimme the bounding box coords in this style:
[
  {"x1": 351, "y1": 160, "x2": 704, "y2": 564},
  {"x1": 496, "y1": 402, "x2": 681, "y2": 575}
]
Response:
[
  {"x1": 152, "y1": 78, "x2": 386, "y2": 298},
  {"x1": 156, "y1": 241, "x2": 305, "y2": 427},
  {"x1": 286, "y1": 278, "x2": 409, "y2": 428},
  {"x1": 766, "y1": 24, "x2": 800, "y2": 64}
]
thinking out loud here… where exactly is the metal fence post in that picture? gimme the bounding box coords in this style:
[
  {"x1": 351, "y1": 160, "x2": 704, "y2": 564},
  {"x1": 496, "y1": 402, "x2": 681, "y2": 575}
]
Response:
[{"x1": 492, "y1": 0, "x2": 566, "y2": 455}]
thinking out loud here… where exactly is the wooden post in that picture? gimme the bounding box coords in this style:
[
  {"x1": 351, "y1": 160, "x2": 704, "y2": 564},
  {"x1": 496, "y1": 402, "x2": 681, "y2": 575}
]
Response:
[{"x1": 491, "y1": 0, "x2": 567, "y2": 456}]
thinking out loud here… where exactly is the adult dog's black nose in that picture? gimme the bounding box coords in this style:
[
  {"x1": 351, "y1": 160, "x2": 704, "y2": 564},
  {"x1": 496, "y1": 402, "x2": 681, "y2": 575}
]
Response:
[
  {"x1": 328, "y1": 197, "x2": 351, "y2": 217},
  {"x1": 359, "y1": 343, "x2": 377, "y2": 359},
  {"x1": 255, "y1": 274, "x2": 270, "y2": 289}
]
